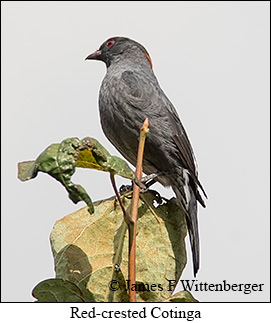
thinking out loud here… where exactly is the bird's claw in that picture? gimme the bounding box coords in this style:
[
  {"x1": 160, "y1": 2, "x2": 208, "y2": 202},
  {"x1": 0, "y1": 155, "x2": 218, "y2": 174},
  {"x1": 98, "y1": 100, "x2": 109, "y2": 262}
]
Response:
[{"x1": 119, "y1": 172, "x2": 161, "y2": 197}]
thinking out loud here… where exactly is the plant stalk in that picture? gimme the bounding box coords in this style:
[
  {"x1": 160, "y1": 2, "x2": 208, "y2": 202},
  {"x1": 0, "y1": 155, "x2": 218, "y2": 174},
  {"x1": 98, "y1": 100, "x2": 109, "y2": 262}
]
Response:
[
  {"x1": 128, "y1": 118, "x2": 149, "y2": 302},
  {"x1": 110, "y1": 173, "x2": 133, "y2": 225}
]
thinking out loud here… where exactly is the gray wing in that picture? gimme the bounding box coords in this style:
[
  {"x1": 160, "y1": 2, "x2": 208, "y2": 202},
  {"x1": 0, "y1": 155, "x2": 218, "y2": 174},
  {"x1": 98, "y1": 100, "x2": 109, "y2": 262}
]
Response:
[{"x1": 120, "y1": 70, "x2": 207, "y2": 202}]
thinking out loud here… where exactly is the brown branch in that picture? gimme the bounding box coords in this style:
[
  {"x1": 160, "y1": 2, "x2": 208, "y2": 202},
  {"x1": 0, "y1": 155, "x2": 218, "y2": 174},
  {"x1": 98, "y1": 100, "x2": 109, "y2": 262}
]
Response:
[
  {"x1": 128, "y1": 118, "x2": 149, "y2": 302},
  {"x1": 109, "y1": 118, "x2": 149, "y2": 302},
  {"x1": 110, "y1": 173, "x2": 133, "y2": 225}
]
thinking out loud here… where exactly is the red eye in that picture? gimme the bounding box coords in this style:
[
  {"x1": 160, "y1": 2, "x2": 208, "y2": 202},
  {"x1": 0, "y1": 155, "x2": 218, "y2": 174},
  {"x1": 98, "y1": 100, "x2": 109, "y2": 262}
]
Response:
[{"x1": 106, "y1": 40, "x2": 114, "y2": 47}]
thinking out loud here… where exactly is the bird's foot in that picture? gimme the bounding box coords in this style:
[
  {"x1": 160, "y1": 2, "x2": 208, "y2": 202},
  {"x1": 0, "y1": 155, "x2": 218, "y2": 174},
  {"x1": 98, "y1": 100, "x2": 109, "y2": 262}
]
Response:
[
  {"x1": 119, "y1": 184, "x2": 133, "y2": 196},
  {"x1": 141, "y1": 172, "x2": 160, "y2": 190},
  {"x1": 119, "y1": 172, "x2": 160, "y2": 197}
]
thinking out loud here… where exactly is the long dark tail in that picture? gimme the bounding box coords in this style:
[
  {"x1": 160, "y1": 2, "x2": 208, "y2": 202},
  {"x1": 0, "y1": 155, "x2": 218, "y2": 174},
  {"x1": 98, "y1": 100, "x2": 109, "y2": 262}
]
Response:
[
  {"x1": 173, "y1": 185, "x2": 200, "y2": 277},
  {"x1": 186, "y1": 187, "x2": 200, "y2": 277}
]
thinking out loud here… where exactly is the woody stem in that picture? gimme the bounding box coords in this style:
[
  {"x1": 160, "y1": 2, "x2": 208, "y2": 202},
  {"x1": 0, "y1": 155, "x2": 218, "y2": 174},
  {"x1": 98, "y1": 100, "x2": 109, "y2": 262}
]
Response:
[{"x1": 128, "y1": 118, "x2": 149, "y2": 302}]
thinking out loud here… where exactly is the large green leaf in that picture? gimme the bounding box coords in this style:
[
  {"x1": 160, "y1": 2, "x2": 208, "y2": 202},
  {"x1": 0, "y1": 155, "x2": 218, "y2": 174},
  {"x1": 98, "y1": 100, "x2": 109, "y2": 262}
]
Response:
[
  {"x1": 48, "y1": 191, "x2": 188, "y2": 302},
  {"x1": 32, "y1": 278, "x2": 87, "y2": 302},
  {"x1": 17, "y1": 137, "x2": 134, "y2": 213}
]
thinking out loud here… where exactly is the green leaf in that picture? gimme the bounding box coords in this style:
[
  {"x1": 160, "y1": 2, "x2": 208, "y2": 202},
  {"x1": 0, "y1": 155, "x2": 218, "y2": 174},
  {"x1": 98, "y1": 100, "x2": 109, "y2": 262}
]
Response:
[
  {"x1": 50, "y1": 191, "x2": 188, "y2": 302},
  {"x1": 17, "y1": 161, "x2": 37, "y2": 181},
  {"x1": 163, "y1": 290, "x2": 199, "y2": 302},
  {"x1": 17, "y1": 137, "x2": 134, "y2": 214},
  {"x1": 77, "y1": 137, "x2": 134, "y2": 180},
  {"x1": 32, "y1": 278, "x2": 87, "y2": 302}
]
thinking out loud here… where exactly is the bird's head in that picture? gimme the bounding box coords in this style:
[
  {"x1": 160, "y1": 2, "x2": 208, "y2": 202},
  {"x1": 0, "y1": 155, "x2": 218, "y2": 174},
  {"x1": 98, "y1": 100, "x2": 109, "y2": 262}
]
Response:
[{"x1": 85, "y1": 36, "x2": 152, "y2": 69}]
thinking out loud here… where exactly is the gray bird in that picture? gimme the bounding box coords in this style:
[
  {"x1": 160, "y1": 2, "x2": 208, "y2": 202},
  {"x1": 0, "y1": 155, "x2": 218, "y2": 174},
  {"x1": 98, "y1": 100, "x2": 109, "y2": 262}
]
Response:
[{"x1": 86, "y1": 36, "x2": 207, "y2": 276}]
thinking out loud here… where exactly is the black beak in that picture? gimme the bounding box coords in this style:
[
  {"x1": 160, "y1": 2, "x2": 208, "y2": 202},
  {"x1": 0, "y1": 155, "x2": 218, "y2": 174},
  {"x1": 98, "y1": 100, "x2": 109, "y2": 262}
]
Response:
[{"x1": 85, "y1": 50, "x2": 101, "y2": 60}]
